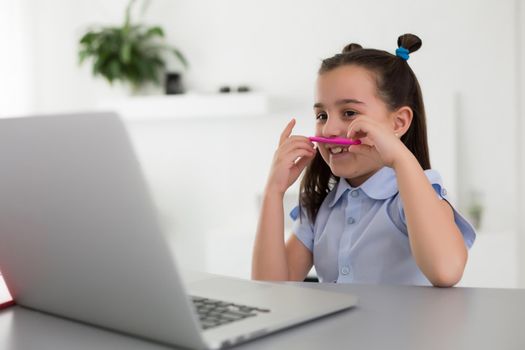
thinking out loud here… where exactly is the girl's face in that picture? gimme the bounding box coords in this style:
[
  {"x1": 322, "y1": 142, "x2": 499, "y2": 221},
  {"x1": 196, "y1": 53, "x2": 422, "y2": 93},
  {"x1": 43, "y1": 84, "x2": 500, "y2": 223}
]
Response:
[{"x1": 314, "y1": 64, "x2": 394, "y2": 186}]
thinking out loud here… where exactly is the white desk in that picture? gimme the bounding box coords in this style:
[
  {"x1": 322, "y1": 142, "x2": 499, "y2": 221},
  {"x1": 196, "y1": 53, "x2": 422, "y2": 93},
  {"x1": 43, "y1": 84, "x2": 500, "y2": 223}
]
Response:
[{"x1": 1, "y1": 282, "x2": 524, "y2": 350}]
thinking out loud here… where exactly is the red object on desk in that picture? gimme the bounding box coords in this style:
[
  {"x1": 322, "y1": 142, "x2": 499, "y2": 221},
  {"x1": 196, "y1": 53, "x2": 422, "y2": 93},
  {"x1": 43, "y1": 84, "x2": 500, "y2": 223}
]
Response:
[
  {"x1": 0, "y1": 300, "x2": 15, "y2": 309},
  {"x1": 0, "y1": 273, "x2": 14, "y2": 309}
]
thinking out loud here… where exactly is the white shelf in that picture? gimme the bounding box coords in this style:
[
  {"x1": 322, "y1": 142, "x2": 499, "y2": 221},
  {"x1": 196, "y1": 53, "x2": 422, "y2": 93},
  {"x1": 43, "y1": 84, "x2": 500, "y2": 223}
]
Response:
[{"x1": 97, "y1": 92, "x2": 268, "y2": 121}]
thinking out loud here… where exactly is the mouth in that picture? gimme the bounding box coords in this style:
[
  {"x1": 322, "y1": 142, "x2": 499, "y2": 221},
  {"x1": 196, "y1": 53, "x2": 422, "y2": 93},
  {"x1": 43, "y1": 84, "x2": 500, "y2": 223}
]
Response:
[{"x1": 326, "y1": 145, "x2": 349, "y2": 156}]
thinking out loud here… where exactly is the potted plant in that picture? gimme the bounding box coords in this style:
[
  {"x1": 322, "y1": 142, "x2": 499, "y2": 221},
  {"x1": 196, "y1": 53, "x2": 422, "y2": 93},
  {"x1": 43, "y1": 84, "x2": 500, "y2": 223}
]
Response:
[
  {"x1": 78, "y1": 0, "x2": 188, "y2": 94},
  {"x1": 467, "y1": 189, "x2": 484, "y2": 230}
]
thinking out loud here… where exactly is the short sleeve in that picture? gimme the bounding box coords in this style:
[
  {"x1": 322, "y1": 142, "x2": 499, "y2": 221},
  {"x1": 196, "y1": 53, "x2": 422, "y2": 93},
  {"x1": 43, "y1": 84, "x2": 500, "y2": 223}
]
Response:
[
  {"x1": 397, "y1": 170, "x2": 476, "y2": 249},
  {"x1": 289, "y1": 205, "x2": 314, "y2": 252}
]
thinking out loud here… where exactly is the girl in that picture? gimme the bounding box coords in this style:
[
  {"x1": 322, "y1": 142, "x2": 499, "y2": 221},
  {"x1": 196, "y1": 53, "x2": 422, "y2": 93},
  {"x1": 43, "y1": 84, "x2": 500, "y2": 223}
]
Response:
[{"x1": 252, "y1": 34, "x2": 476, "y2": 287}]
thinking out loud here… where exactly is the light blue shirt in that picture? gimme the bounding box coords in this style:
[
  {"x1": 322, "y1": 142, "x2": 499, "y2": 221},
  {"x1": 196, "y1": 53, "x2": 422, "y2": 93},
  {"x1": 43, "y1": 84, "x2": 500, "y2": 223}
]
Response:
[{"x1": 290, "y1": 167, "x2": 476, "y2": 285}]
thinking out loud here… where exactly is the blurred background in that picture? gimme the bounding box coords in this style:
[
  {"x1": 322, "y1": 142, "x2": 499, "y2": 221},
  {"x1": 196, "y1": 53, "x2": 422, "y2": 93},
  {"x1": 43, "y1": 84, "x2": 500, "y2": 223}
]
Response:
[{"x1": 0, "y1": 0, "x2": 524, "y2": 291}]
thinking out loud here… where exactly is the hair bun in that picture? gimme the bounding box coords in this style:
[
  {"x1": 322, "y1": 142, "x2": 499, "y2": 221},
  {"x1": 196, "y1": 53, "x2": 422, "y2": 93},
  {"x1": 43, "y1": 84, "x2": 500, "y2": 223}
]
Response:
[
  {"x1": 342, "y1": 43, "x2": 363, "y2": 54},
  {"x1": 397, "y1": 34, "x2": 422, "y2": 53}
]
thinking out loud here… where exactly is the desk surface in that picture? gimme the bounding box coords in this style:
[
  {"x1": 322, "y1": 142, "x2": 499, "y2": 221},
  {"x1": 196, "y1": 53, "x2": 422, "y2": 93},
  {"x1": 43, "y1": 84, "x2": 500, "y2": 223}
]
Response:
[{"x1": 0, "y1": 282, "x2": 524, "y2": 350}]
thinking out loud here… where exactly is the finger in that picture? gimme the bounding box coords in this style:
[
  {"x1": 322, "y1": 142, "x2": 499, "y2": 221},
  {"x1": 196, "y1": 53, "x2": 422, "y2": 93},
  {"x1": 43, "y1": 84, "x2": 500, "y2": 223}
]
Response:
[
  {"x1": 279, "y1": 118, "x2": 296, "y2": 146},
  {"x1": 279, "y1": 144, "x2": 315, "y2": 157},
  {"x1": 283, "y1": 149, "x2": 316, "y2": 167},
  {"x1": 347, "y1": 142, "x2": 372, "y2": 151},
  {"x1": 347, "y1": 143, "x2": 374, "y2": 156},
  {"x1": 347, "y1": 123, "x2": 367, "y2": 140},
  {"x1": 287, "y1": 135, "x2": 313, "y2": 143},
  {"x1": 293, "y1": 151, "x2": 316, "y2": 171},
  {"x1": 346, "y1": 118, "x2": 371, "y2": 137},
  {"x1": 280, "y1": 137, "x2": 315, "y2": 153},
  {"x1": 349, "y1": 135, "x2": 374, "y2": 147},
  {"x1": 347, "y1": 122, "x2": 376, "y2": 147}
]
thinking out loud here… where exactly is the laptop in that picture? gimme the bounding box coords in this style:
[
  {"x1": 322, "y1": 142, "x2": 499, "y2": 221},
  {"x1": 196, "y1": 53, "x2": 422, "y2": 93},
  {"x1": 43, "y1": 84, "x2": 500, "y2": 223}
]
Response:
[{"x1": 0, "y1": 112, "x2": 357, "y2": 349}]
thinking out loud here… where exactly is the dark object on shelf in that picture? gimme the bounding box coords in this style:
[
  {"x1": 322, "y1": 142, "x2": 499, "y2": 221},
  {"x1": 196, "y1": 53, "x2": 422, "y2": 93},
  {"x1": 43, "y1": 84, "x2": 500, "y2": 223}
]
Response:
[
  {"x1": 219, "y1": 85, "x2": 252, "y2": 93},
  {"x1": 165, "y1": 72, "x2": 184, "y2": 94},
  {"x1": 303, "y1": 276, "x2": 319, "y2": 283}
]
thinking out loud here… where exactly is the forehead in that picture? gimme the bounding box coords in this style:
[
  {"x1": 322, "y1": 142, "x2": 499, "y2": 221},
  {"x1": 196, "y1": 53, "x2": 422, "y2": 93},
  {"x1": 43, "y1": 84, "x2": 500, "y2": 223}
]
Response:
[{"x1": 315, "y1": 65, "x2": 378, "y2": 104}]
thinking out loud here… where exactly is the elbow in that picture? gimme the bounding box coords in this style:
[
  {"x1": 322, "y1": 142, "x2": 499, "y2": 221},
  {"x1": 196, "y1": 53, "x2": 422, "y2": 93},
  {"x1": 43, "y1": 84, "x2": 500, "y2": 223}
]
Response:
[
  {"x1": 428, "y1": 257, "x2": 467, "y2": 288},
  {"x1": 430, "y1": 269, "x2": 463, "y2": 287}
]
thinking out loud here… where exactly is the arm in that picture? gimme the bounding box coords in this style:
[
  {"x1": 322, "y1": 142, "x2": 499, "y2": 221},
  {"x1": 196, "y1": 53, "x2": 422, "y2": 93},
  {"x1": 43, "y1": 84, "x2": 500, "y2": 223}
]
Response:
[
  {"x1": 251, "y1": 119, "x2": 315, "y2": 281},
  {"x1": 347, "y1": 114, "x2": 467, "y2": 287},
  {"x1": 394, "y1": 151, "x2": 467, "y2": 287},
  {"x1": 251, "y1": 189, "x2": 313, "y2": 280}
]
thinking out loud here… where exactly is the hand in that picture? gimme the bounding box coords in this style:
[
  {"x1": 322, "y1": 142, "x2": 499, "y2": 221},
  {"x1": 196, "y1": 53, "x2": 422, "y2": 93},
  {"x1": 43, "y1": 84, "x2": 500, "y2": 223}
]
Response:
[
  {"x1": 346, "y1": 117, "x2": 410, "y2": 168},
  {"x1": 265, "y1": 119, "x2": 316, "y2": 195}
]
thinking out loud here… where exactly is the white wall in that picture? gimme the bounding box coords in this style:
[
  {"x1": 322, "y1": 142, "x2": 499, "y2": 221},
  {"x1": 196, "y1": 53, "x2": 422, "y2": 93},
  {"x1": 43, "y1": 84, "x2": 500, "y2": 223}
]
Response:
[
  {"x1": 151, "y1": 0, "x2": 518, "y2": 236},
  {"x1": 0, "y1": 0, "x2": 34, "y2": 116},
  {"x1": 516, "y1": 0, "x2": 525, "y2": 287},
  {"x1": 21, "y1": 0, "x2": 519, "y2": 231},
  {"x1": 3, "y1": 0, "x2": 522, "y2": 284}
]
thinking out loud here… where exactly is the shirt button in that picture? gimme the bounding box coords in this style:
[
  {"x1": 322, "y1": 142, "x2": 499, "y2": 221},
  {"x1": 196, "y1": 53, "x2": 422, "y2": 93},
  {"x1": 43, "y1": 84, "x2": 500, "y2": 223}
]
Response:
[
  {"x1": 347, "y1": 217, "x2": 356, "y2": 224},
  {"x1": 341, "y1": 266, "x2": 350, "y2": 275},
  {"x1": 350, "y1": 190, "x2": 359, "y2": 198},
  {"x1": 441, "y1": 188, "x2": 447, "y2": 196}
]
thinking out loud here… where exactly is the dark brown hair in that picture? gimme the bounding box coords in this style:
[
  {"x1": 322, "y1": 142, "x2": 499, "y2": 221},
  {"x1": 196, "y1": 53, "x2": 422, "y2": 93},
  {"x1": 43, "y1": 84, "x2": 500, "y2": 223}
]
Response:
[{"x1": 300, "y1": 33, "x2": 431, "y2": 223}]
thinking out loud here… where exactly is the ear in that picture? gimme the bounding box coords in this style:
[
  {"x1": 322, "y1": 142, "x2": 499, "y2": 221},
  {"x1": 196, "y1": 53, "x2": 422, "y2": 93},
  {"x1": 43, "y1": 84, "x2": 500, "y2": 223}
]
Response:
[{"x1": 391, "y1": 106, "x2": 413, "y2": 137}]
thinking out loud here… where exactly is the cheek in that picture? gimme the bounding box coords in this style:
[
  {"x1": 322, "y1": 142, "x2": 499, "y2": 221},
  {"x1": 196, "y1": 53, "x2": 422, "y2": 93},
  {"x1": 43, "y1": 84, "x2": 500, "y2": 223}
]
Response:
[
  {"x1": 314, "y1": 123, "x2": 323, "y2": 136},
  {"x1": 318, "y1": 146, "x2": 330, "y2": 162},
  {"x1": 369, "y1": 111, "x2": 394, "y2": 129},
  {"x1": 376, "y1": 116, "x2": 394, "y2": 129}
]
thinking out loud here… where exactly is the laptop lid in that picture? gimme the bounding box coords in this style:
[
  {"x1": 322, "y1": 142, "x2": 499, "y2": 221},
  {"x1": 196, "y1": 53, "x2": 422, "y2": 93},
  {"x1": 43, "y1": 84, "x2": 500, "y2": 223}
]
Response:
[{"x1": 0, "y1": 112, "x2": 207, "y2": 349}]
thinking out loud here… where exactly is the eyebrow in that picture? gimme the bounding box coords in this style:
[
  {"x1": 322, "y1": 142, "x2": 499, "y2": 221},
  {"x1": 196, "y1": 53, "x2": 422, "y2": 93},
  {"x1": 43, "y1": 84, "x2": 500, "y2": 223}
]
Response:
[{"x1": 313, "y1": 99, "x2": 365, "y2": 109}]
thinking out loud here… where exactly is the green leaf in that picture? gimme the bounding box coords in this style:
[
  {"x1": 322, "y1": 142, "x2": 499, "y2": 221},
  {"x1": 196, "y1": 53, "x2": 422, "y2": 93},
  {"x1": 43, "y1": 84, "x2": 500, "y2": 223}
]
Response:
[
  {"x1": 108, "y1": 60, "x2": 121, "y2": 83},
  {"x1": 145, "y1": 26, "x2": 164, "y2": 38},
  {"x1": 79, "y1": 32, "x2": 97, "y2": 45},
  {"x1": 78, "y1": 50, "x2": 91, "y2": 65},
  {"x1": 92, "y1": 57, "x2": 103, "y2": 76},
  {"x1": 120, "y1": 41, "x2": 132, "y2": 63},
  {"x1": 172, "y1": 48, "x2": 189, "y2": 69}
]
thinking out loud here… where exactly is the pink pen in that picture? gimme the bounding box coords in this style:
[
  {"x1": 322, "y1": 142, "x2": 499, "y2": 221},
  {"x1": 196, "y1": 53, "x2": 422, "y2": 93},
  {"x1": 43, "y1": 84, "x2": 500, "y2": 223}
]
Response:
[{"x1": 308, "y1": 136, "x2": 361, "y2": 146}]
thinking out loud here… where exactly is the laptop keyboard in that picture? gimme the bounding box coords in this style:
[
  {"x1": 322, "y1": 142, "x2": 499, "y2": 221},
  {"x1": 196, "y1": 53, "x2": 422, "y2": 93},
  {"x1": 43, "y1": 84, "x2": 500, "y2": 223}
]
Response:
[{"x1": 191, "y1": 296, "x2": 270, "y2": 330}]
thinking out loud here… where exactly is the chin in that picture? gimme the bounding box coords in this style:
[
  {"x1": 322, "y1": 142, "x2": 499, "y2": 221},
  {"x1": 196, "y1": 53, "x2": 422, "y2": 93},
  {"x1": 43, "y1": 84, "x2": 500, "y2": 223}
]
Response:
[
  {"x1": 328, "y1": 161, "x2": 362, "y2": 179},
  {"x1": 327, "y1": 158, "x2": 380, "y2": 184},
  {"x1": 319, "y1": 151, "x2": 380, "y2": 182},
  {"x1": 331, "y1": 168, "x2": 363, "y2": 180}
]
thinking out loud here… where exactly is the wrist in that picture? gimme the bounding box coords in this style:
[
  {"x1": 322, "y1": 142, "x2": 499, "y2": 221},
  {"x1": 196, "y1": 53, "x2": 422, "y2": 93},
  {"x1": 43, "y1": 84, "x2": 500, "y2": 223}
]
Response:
[
  {"x1": 263, "y1": 184, "x2": 286, "y2": 200},
  {"x1": 391, "y1": 146, "x2": 419, "y2": 171}
]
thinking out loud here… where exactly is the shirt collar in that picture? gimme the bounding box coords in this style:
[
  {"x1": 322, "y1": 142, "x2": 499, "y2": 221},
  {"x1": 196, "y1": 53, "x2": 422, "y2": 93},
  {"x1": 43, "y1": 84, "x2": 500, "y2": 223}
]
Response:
[{"x1": 329, "y1": 167, "x2": 399, "y2": 207}]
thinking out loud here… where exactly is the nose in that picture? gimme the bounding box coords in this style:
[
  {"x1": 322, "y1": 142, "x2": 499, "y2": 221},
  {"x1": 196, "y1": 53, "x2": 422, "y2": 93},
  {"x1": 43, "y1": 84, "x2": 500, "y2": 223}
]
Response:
[{"x1": 322, "y1": 115, "x2": 347, "y2": 138}]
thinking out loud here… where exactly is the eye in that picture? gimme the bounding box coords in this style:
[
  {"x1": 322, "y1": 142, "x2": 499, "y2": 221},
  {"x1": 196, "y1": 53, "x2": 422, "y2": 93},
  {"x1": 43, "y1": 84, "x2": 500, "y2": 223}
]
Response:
[
  {"x1": 343, "y1": 110, "x2": 358, "y2": 118},
  {"x1": 316, "y1": 112, "x2": 328, "y2": 122}
]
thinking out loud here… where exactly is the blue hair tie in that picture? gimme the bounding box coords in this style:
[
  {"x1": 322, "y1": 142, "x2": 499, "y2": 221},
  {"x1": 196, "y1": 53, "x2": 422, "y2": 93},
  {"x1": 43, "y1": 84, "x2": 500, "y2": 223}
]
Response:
[{"x1": 396, "y1": 47, "x2": 410, "y2": 60}]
